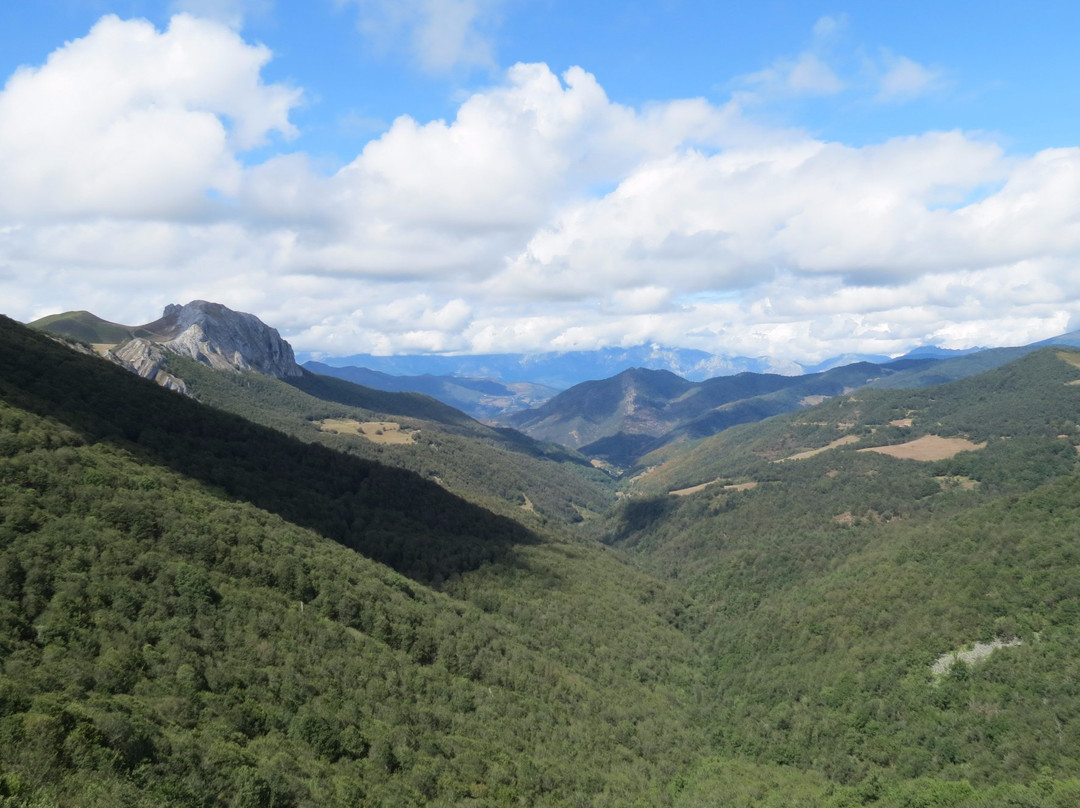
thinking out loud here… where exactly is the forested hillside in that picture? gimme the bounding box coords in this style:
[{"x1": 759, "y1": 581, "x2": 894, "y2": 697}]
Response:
[
  {"x1": 0, "y1": 316, "x2": 707, "y2": 806},
  {"x1": 601, "y1": 348, "x2": 1080, "y2": 804},
  {"x1": 165, "y1": 355, "x2": 617, "y2": 527},
  {"x1": 8, "y1": 316, "x2": 1080, "y2": 807}
]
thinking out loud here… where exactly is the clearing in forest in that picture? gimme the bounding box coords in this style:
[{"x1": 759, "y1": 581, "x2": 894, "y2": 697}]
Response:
[
  {"x1": 778, "y1": 434, "x2": 861, "y2": 462},
  {"x1": 317, "y1": 418, "x2": 416, "y2": 445},
  {"x1": 860, "y1": 435, "x2": 985, "y2": 461},
  {"x1": 670, "y1": 480, "x2": 758, "y2": 497}
]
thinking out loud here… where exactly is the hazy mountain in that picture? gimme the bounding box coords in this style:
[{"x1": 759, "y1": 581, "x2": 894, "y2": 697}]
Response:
[
  {"x1": 871, "y1": 329, "x2": 1080, "y2": 389},
  {"x1": 307, "y1": 344, "x2": 805, "y2": 389},
  {"x1": 304, "y1": 360, "x2": 558, "y2": 419}
]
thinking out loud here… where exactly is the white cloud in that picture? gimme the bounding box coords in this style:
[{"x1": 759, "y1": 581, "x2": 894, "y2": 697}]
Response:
[
  {"x1": 342, "y1": 0, "x2": 502, "y2": 73},
  {"x1": 741, "y1": 51, "x2": 845, "y2": 99},
  {"x1": 875, "y1": 51, "x2": 945, "y2": 102},
  {"x1": 4, "y1": 15, "x2": 1080, "y2": 366},
  {"x1": 0, "y1": 14, "x2": 300, "y2": 220}
]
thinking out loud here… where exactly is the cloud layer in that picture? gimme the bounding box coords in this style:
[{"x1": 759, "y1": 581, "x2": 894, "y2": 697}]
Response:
[{"x1": 2, "y1": 14, "x2": 1079, "y2": 364}]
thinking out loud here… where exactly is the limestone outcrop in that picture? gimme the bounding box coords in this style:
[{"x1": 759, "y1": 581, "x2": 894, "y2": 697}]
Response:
[{"x1": 138, "y1": 301, "x2": 303, "y2": 379}]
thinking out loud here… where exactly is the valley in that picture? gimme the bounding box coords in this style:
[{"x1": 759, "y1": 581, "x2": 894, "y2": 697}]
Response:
[{"x1": 6, "y1": 307, "x2": 1080, "y2": 806}]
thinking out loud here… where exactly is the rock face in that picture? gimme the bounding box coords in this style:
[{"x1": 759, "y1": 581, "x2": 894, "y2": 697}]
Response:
[
  {"x1": 110, "y1": 339, "x2": 189, "y2": 394},
  {"x1": 134, "y1": 301, "x2": 302, "y2": 379}
]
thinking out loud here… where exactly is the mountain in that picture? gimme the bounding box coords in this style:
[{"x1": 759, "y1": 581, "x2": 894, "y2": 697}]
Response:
[
  {"x1": 868, "y1": 330, "x2": 1080, "y2": 390},
  {"x1": 303, "y1": 360, "x2": 558, "y2": 420},
  {"x1": 0, "y1": 314, "x2": 708, "y2": 805},
  {"x1": 595, "y1": 347, "x2": 1080, "y2": 796},
  {"x1": 10, "y1": 309, "x2": 1080, "y2": 805},
  {"x1": 308, "y1": 344, "x2": 805, "y2": 389},
  {"x1": 500, "y1": 360, "x2": 935, "y2": 468},
  {"x1": 31, "y1": 300, "x2": 302, "y2": 382},
  {"x1": 30, "y1": 302, "x2": 616, "y2": 525}
]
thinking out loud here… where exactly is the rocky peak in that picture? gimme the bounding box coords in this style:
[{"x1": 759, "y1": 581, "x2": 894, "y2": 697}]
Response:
[{"x1": 139, "y1": 301, "x2": 303, "y2": 379}]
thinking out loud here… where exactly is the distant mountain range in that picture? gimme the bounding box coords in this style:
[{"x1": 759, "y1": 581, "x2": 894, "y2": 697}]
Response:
[
  {"x1": 304, "y1": 361, "x2": 558, "y2": 420},
  {"x1": 304, "y1": 345, "x2": 811, "y2": 389},
  {"x1": 29, "y1": 301, "x2": 1080, "y2": 470},
  {"x1": 497, "y1": 360, "x2": 933, "y2": 468}
]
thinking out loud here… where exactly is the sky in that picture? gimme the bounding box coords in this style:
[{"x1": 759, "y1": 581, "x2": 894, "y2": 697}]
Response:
[{"x1": 2, "y1": 1, "x2": 1080, "y2": 363}]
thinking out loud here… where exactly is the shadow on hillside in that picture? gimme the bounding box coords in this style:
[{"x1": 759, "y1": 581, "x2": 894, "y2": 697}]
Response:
[{"x1": 0, "y1": 317, "x2": 540, "y2": 585}]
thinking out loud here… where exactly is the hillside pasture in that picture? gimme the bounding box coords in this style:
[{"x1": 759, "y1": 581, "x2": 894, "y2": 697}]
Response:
[
  {"x1": 778, "y1": 434, "x2": 861, "y2": 461},
  {"x1": 860, "y1": 434, "x2": 985, "y2": 461},
  {"x1": 317, "y1": 418, "x2": 416, "y2": 444}
]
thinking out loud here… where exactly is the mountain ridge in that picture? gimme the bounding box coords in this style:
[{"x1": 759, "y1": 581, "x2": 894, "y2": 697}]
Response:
[
  {"x1": 500, "y1": 359, "x2": 935, "y2": 467},
  {"x1": 30, "y1": 301, "x2": 303, "y2": 381}
]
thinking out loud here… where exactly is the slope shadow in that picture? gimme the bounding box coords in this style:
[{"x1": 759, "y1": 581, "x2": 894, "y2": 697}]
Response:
[{"x1": 0, "y1": 316, "x2": 538, "y2": 585}]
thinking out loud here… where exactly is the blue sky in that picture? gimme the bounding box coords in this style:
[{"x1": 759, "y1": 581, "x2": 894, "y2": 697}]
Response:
[{"x1": 2, "y1": 1, "x2": 1080, "y2": 363}]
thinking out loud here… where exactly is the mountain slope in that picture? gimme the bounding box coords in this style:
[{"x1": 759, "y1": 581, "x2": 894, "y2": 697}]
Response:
[
  {"x1": 594, "y1": 348, "x2": 1080, "y2": 793},
  {"x1": 0, "y1": 314, "x2": 709, "y2": 806},
  {"x1": 503, "y1": 360, "x2": 927, "y2": 467},
  {"x1": 162, "y1": 356, "x2": 615, "y2": 526},
  {"x1": 31, "y1": 304, "x2": 615, "y2": 524},
  {"x1": 304, "y1": 360, "x2": 558, "y2": 419}
]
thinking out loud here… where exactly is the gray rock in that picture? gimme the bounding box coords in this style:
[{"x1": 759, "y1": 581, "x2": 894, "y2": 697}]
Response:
[
  {"x1": 111, "y1": 339, "x2": 189, "y2": 394},
  {"x1": 139, "y1": 300, "x2": 302, "y2": 379}
]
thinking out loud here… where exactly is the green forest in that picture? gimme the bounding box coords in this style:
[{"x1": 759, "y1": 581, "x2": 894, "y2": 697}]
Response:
[{"x1": 6, "y1": 315, "x2": 1080, "y2": 806}]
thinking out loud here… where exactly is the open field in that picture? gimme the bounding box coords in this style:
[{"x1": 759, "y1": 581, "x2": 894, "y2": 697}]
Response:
[
  {"x1": 317, "y1": 418, "x2": 416, "y2": 444},
  {"x1": 670, "y1": 480, "x2": 759, "y2": 497},
  {"x1": 860, "y1": 434, "x2": 985, "y2": 461},
  {"x1": 778, "y1": 434, "x2": 860, "y2": 461}
]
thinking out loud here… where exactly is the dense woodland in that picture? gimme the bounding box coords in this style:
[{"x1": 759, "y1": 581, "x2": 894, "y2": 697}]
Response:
[{"x1": 6, "y1": 314, "x2": 1080, "y2": 805}]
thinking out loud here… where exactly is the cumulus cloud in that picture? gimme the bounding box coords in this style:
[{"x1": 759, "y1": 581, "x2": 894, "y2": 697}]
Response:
[
  {"x1": 4, "y1": 13, "x2": 1080, "y2": 366},
  {"x1": 0, "y1": 14, "x2": 300, "y2": 220}
]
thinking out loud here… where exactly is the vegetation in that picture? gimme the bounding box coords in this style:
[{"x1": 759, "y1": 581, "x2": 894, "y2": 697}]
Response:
[
  {"x1": 9, "y1": 314, "x2": 1080, "y2": 805},
  {"x1": 0, "y1": 316, "x2": 705, "y2": 805},
  {"x1": 165, "y1": 354, "x2": 617, "y2": 527}
]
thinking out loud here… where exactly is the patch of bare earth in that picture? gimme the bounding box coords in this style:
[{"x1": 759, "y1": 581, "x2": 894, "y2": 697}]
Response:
[
  {"x1": 1056, "y1": 351, "x2": 1080, "y2": 372},
  {"x1": 317, "y1": 419, "x2": 416, "y2": 445},
  {"x1": 931, "y1": 638, "x2": 1022, "y2": 677},
  {"x1": 860, "y1": 434, "x2": 985, "y2": 461},
  {"x1": 890, "y1": 418, "x2": 913, "y2": 427},
  {"x1": 778, "y1": 434, "x2": 861, "y2": 462},
  {"x1": 669, "y1": 480, "x2": 758, "y2": 497}
]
